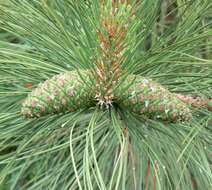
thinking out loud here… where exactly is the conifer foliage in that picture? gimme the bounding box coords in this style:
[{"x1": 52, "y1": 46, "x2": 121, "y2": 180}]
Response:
[{"x1": 0, "y1": 0, "x2": 212, "y2": 189}]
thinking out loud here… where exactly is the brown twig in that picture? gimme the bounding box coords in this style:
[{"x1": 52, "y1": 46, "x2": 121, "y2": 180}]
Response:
[{"x1": 146, "y1": 159, "x2": 151, "y2": 190}]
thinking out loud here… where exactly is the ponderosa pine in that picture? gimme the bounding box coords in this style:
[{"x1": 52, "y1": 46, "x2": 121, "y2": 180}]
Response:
[{"x1": 0, "y1": 0, "x2": 212, "y2": 190}]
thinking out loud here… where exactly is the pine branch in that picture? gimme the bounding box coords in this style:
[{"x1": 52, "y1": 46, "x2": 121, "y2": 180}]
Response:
[{"x1": 0, "y1": 1, "x2": 212, "y2": 190}]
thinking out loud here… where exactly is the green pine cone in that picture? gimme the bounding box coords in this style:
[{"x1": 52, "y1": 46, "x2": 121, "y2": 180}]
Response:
[
  {"x1": 116, "y1": 75, "x2": 192, "y2": 122},
  {"x1": 21, "y1": 70, "x2": 94, "y2": 118}
]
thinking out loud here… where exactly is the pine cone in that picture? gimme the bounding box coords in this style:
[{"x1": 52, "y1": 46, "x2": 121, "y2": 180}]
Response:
[
  {"x1": 21, "y1": 70, "x2": 94, "y2": 118},
  {"x1": 116, "y1": 75, "x2": 192, "y2": 122}
]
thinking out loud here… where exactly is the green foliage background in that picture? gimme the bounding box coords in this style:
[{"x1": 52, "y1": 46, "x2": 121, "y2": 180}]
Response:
[{"x1": 0, "y1": 0, "x2": 211, "y2": 189}]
